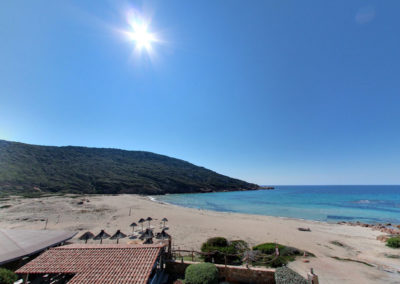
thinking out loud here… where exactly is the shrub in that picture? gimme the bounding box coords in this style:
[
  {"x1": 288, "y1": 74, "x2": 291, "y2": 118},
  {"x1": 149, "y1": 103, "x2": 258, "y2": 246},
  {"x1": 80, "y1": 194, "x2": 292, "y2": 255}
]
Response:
[
  {"x1": 230, "y1": 240, "x2": 249, "y2": 252},
  {"x1": 269, "y1": 256, "x2": 288, "y2": 268},
  {"x1": 280, "y1": 246, "x2": 300, "y2": 256},
  {"x1": 0, "y1": 268, "x2": 18, "y2": 284},
  {"x1": 275, "y1": 267, "x2": 307, "y2": 284},
  {"x1": 185, "y1": 263, "x2": 218, "y2": 284},
  {"x1": 200, "y1": 237, "x2": 247, "y2": 265},
  {"x1": 253, "y1": 243, "x2": 285, "y2": 254},
  {"x1": 252, "y1": 242, "x2": 314, "y2": 268},
  {"x1": 386, "y1": 237, "x2": 400, "y2": 248},
  {"x1": 204, "y1": 237, "x2": 228, "y2": 247}
]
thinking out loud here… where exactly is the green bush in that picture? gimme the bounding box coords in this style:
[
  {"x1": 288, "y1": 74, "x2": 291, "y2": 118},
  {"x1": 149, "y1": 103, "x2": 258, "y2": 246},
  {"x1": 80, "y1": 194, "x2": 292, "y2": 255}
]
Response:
[
  {"x1": 203, "y1": 237, "x2": 228, "y2": 247},
  {"x1": 269, "y1": 256, "x2": 288, "y2": 268},
  {"x1": 253, "y1": 243, "x2": 285, "y2": 254},
  {"x1": 0, "y1": 268, "x2": 17, "y2": 284},
  {"x1": 386, "y1": 237, "x2": 400, "y2": 248},
  {"x1": 201, "y1": 237, "x2": 248, "y2": 265},
  {"x1": 280, "y1": 246, "x2": 300, "y2": 256},
  {"x1": 252, "y1": 242, "x2": 313, "y2": 268},
  {"x1": 230, "y1": 240, "x2": 249, "y2": 252},
  {"x1": 185, "y1": 263, "x2": 218, "y2": 284},
  {"x1": 275, "y1": 267, "x2": 307, "y2": 284}
]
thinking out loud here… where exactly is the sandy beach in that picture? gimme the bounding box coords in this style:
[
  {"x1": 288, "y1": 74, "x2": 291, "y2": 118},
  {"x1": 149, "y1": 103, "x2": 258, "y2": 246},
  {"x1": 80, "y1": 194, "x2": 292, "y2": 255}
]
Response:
[{"x1": 1, "y1": 194, "x2": 399, "y2": 283}]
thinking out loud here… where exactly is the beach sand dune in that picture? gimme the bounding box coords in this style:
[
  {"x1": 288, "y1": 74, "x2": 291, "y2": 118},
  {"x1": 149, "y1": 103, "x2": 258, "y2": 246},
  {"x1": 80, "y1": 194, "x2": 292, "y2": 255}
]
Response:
[{"x1": 1, "y1": 194, "x2": 399, "y2": 283}]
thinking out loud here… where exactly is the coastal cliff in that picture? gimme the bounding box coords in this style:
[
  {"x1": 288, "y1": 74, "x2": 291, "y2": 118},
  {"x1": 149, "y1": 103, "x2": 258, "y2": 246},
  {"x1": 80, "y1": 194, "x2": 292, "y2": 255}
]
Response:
[{"x1": 0, "y1": 140, "x2": 259, "y2": 195}]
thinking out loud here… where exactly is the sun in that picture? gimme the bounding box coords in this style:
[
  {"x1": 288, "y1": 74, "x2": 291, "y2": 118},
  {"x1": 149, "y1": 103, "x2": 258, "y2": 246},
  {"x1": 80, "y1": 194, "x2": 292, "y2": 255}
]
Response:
[{"x1": 128, "y1": 22, "x2": 156, "y2": 51}]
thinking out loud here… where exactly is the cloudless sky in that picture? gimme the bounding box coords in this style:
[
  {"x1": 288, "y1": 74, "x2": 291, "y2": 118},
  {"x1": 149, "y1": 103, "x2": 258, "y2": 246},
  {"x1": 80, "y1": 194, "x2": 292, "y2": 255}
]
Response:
[{"x1": 1, "y1": 1, "x2": 399, "y2": 185}]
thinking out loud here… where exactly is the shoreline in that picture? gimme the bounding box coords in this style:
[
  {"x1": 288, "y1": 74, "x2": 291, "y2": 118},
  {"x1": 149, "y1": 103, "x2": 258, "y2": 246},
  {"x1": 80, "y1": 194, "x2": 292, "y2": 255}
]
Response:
[
  {"x1": 148, "y1": 195, "x2": 335, "y2": 226},
  {"x1": 149, "y1": 194, "x2": 400, "y2": 226},
  {"x1": 148, "y1": 195, "x2": 400, "y2": 238}
]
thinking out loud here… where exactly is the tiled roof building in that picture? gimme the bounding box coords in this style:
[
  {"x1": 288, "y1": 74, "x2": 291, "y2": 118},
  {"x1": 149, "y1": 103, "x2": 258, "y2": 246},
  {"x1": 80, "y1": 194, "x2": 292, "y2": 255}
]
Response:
[{"x1": 16, "y1": 244, "x2": 167, "y2": 284}]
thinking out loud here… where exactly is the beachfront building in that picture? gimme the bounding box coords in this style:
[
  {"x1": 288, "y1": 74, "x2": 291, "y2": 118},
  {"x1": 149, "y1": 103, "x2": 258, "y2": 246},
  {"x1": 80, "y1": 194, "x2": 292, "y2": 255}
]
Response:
[
  {"x1": 16, "y1": 243, "x2": 168, "y2": 283},
  {"x1": 0, "y1": 229, "x2": 77, "y2": 268}
]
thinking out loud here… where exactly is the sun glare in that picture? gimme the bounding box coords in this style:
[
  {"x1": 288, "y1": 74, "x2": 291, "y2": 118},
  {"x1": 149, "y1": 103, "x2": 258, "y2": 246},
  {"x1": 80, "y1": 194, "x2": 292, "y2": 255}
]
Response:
[{"x1": 128, "y1": 22, "x2": 156, "y2": 51}]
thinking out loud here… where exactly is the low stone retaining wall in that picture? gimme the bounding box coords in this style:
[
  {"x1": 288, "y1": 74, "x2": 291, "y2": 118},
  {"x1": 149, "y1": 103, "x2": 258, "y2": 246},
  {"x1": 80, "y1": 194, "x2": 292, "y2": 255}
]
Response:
[{"x1": 166, "y1": 260, "x2": 275, "y2": 284}]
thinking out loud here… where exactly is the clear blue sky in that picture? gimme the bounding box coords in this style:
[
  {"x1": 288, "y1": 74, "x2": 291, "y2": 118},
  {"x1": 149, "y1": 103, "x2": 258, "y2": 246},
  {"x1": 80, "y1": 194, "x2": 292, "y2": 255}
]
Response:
[{"x1": 1, "y1": 1, "x2": 399, "y2": 185}]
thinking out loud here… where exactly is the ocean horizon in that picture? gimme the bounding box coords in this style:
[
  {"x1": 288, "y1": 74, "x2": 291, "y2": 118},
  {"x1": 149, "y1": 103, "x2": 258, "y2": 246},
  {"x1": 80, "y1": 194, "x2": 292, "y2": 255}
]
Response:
[{"x1": 155, "y1": 185, "x2": 400, "y2": 224}]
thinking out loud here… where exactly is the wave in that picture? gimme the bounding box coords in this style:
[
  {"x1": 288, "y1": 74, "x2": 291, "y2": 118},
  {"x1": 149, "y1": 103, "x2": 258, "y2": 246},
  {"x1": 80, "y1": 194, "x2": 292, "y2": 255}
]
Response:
[{"x1": 353, "y1": 199, "x2": 371, "y2": 204}]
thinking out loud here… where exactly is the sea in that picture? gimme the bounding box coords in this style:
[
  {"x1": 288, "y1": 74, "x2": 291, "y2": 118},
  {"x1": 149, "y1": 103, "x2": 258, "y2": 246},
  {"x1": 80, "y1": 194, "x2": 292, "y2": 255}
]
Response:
[{"x1": 155, "y1": 185, "x2": 400, "y2": 224}]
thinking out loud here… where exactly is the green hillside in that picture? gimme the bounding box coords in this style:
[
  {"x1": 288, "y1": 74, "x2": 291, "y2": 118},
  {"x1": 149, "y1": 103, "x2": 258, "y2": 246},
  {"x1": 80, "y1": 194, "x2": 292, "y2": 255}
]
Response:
[{"x1": 0, "y1": 140, "x2": 259, "y2": 195}]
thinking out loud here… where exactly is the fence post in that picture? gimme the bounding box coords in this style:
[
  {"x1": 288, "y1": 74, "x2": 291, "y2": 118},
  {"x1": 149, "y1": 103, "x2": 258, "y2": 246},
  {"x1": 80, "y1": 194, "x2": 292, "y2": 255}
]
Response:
[
  {"x1": 307, "y1": 268, "x2": 319, "y2": 284},
  {"x1": 167, "y1": 239, "x2": 172, "y2": 259}
]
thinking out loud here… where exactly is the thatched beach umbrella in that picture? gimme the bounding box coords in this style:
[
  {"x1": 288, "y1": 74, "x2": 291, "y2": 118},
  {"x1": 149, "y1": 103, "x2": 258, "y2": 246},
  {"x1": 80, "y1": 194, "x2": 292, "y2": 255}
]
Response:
[
  {"x1": 79, "y1": 231, "x2": 94, "y2": 244},
  {"x1": 156, "y1": 229, "x2": 171, "y2": 240},
  {"x1": 143, "y1": 238, "x2": 153, "y2": 244},
  {"x1": 146, "y1": 217, "x2": 153, "y2": 228},
  {"x1": 138, "y1": 218, "x2": 145, "y2": 232},
  {"x1": 139, "y1": 228, "x2": 154, "y2": 240},
  {"x1": 94, "y1": 230, "x2": 110, "y2": 244},
  {"x1": 110, "y1": 230, "x2": 127, "y2": 244},
  {"x1": 130, "y1": 222, "x2": 137, "y2": 233},
  {"x1": 161, "y1": 217, "x2": 168, "y2": 228}
]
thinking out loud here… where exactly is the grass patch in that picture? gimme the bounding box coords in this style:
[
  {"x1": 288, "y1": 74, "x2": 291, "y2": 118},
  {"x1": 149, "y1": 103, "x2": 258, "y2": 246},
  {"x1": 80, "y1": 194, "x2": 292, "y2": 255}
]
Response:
[
  {"x1": 329, "y1": 240, "x2": 353, "y2": 250},
  {"x1": 330, "y1": 241, "x2": 345, "y2": 247},
  {"x1": 386, "y1": 237, "x2": 400, "y2": 248},
  {"x1": 182, "y1": 255, "x2": 204, "y2": 262},
  {"x1": 331, "y1": 256, "x2": 374, "y2": 267},
  {"x1": 384, "y1": 254, "x2": 400, "y2": 259},
  {"x1": 252, "y1": 242, "x2": 314, "y2": 268}
]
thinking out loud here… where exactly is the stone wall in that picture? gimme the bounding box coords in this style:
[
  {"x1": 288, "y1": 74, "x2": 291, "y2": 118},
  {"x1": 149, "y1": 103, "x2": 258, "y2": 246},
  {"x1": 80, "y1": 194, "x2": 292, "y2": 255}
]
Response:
[{"x1": 166, "y1": 260, "x2": 276, "y2": 284}]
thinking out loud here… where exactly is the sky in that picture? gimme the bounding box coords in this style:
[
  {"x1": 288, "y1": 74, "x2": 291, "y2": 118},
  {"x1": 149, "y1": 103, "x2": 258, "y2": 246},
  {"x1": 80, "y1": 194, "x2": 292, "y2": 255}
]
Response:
[{"x1": 1, "y1": 1, "x2": 399, "y2": 185}]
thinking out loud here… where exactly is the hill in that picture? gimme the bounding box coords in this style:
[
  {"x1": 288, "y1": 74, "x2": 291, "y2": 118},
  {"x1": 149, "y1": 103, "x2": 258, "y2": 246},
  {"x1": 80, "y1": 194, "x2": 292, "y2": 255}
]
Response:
[{"x1": 0, "y1": 140, "x2": 259, "y2": 195}]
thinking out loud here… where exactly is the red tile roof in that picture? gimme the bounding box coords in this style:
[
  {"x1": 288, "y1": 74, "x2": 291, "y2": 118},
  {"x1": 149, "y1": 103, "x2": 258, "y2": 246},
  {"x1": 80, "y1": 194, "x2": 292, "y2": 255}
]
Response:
[{"x1": 16, "y1": 244, "x2": 166, "y2": 284}]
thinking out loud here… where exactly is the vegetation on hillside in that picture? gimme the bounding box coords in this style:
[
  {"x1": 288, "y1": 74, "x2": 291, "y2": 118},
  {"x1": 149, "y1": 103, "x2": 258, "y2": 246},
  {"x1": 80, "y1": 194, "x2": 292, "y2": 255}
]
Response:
[{"x1": 0, "y1": 140, "x2": 258, "y2": 196}]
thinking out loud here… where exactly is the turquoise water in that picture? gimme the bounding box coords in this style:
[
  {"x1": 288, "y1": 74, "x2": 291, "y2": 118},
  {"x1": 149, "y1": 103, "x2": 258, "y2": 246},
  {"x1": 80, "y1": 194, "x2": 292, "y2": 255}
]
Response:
[{"x1": 156, "y1": 185, "x2": 400, "y2": 224}]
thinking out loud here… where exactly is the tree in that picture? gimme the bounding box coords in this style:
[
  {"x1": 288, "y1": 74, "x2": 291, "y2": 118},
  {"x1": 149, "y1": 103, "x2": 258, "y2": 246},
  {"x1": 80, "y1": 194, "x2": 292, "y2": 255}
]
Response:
[{"x1": 0, "y1": 268, "x2": 17, "y2": 284}]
